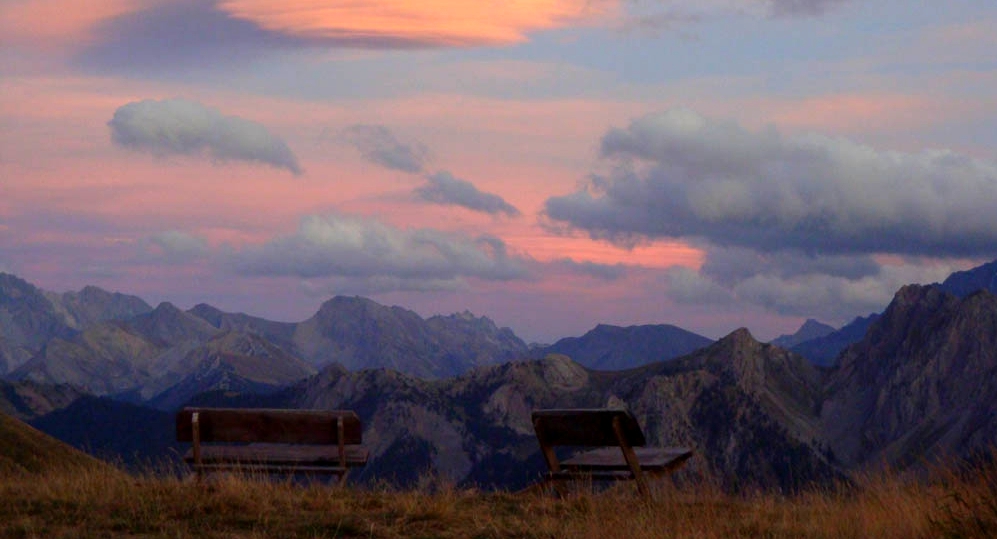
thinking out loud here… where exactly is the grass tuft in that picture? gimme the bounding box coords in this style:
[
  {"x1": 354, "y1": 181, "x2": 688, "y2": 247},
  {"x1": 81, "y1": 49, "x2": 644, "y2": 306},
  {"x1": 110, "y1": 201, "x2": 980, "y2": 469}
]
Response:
[{"x1": 2, "y1": 454, "x2": 996, "y2": 538}]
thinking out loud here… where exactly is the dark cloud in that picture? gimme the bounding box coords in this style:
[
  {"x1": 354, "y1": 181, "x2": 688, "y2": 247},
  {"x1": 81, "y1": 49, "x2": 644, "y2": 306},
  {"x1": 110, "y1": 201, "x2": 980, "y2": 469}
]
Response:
[
  {"x1": 108, "y1": 98, "x2": 302, "y2": 174},
  {"x1": 344, "y1": 124, "x2": 429, "y2": 174},
  {"x1": 229, "y1": 213, "x2": 531, "y2": 287},
  {"x1": 664, "y1": 252, "x2": 955, "y2": 322},
  {"x1": 415, "y1": 171, "x2": 521, "y2": 217},
  {"x1": 700, "y1": 246, "x2": 881, "y2": 286},
  {"x1": 545, "y1": 108, "x2": 997, "y2": 258},
  {"x1": 766, "y1": 0, "x2": 852, "y2": 17},
  {"x1": 76, "y1": 0, "x2": 301, "y2": 73},
  {"x1": 74, "y1": 1, "x2": 458, "y2": 74}
]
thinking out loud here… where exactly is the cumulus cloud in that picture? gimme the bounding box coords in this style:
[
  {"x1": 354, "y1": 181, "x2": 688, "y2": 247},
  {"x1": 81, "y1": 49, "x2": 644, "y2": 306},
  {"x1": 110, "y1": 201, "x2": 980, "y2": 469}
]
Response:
[
  {"x1": 545, "y1": 108, "x2": 997, "y2": 258},
  {"x1": 108, "y1": 98, "x2": 302, "y2": 174},
  {"x1": 344, "y1": 124, "x2": 429, "y2": 174},
  {"x1": 664, "y1": 248, "x2": 959, "y2": 322},
  {"x1": 415, "y1": 171, "x2": 521, "y2": 217},
  {"x1": 228, "y1": 213, "x2": 531, "y2": 288},
  {"x1": 699, "y1": 246, "x2": 881, "y2": 286}
]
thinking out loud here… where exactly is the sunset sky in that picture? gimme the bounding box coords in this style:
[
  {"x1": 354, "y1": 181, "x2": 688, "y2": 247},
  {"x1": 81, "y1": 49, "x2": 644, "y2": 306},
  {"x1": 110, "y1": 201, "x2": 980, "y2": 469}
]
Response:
[{"x1": 3, "y1": 0, "x2": 996, "y2": 343}]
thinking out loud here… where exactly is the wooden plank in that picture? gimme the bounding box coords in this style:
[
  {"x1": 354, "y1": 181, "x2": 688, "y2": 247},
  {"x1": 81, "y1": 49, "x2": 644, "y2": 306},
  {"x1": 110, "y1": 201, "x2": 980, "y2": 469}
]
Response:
[
  {"x1": 546, "y1": 470, "x2": 637, "y2": 481},
  {"x1": 192, "y1": 463, "x2": 351, "y2": 475},
  {"x1": 531, "y1": 409, "x2": 646, "y2": 447},
  {"x1": 176, "y1": 408, "x2": 362, "y2": 445},
  {"x1": 562, "y1": 447, "x2": 693, "y2": 471},
  {"x1": 183, "y1": 444, "x2": 369, "y2": 466}
]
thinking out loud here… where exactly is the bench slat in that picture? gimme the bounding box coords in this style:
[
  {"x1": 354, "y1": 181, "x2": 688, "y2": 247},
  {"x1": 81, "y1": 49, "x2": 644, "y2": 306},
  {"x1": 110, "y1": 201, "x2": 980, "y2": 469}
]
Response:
[
  {"x1": 191, "y1": 464, "x2": 354, "y2": 475},
  {"x1": 532, "y1": 409, "x2": 646, "y2": 447},
  {"x1": 562, "y1": 446, "x2": 692, "y2": 471},
  {"x1": 176, "y1": 408, "x2": 362, "y2": 445},
  {"x1": 183, "y1": 443, "x2": 369, "y2": 467}
]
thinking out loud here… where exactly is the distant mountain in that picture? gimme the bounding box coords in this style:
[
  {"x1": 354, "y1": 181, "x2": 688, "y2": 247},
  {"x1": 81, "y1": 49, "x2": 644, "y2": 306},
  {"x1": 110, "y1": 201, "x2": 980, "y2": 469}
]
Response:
[
  {"x1": 0, "y1": 273, "x2": 76, "y2": 373},
  {"x1": 187, "y1": 303, "x2": 298, "y2": 355},
  {"x1": 9, "y1": 318, "x2": 167, "y2": 395},
  {"x1": 771, "y1": 319, "x2": 835, "y2": 349},
  {"x1": 790, "y1": 314, "x2": 880, "y2": 367},
  {"x1": 787, "y1": 258, "x2": 997, "y2": 368},
  {"x1": 291, "y1": 296, "x2": 528, "y2": 378},
  {"x1": 939, "y1": 259, "x2": 997, "y2": 297},
  {"x1": 195, "y1": 328, "x2": 837, "y2": 492},
  {"x1": 535, "y1": 324, "x2": 713, "y2": 370},
  {"x1": 1, "y1": 411, "x2": 105, "y2": 476},
  {"x1": 145, "y1": 331, "x2": 316, "y2": 411},
  {"x1": 125, "y1": 302, "x2": 220, "y2": 349},
  {"x1": 45, "y1": 285, "x2": 152, "y2": 330},
  {"x1": 821, "y1": 285, "x2": 997, "y2": 469},
  {"x1": 0, "y1": 274, "x2": 153, "y2": 375},
  {"x1": 4, "y1": 272, "x2": 534, "y2": 403}
]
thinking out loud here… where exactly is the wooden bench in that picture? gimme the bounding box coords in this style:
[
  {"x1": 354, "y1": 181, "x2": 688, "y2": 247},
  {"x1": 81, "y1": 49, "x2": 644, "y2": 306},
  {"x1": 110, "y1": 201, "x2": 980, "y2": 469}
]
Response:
[
  {"x1": 176, "y1": 407, "x2": 368, "y2": 482},
  {"x1": 531, "y1": 409, "x2": 692, "y2": 497}
]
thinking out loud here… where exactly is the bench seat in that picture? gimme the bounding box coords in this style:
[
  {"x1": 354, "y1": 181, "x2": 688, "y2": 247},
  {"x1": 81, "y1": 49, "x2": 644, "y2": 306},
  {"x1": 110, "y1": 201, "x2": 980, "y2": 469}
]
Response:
[
  {"x1": 560, "y1": 446, "x2": 693, "y2": 472},
  {"x1": 531, "y1": 408, "x2": 692, "y2": 498},
  {"x1": 183, "y1": 443, "x2": 369, "y2": 472}
]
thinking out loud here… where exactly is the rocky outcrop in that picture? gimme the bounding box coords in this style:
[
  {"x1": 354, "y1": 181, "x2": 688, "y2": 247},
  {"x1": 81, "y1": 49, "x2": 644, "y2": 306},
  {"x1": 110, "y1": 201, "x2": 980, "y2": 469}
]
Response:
[
  {"x1": 0, "y1": 379, "x2": 85, "y2": 421},
  {"x1": 145, "y1": 331, "x2": 316, "y2": 410},
  {"x1": 291, "y1": 296, "x2": 527, "y2": 377},
  {"x1": 45, "y1": 286, "x2": 152, "y2": 330},
  {"x1": 0, "y1": 273, "x2": 76, "y2": 373},
  {"x1": 821, "y1": 285, "x2": 997, "y2": 469}
]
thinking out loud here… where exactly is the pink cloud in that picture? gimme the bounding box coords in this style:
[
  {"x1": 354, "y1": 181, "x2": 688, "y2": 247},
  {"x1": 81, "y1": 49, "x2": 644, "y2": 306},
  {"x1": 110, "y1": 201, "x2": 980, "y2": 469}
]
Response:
[
  {"x1": 218, "y1": 0, "x2": 617, "y2": 46},
  {"x1": 0, "y1": 0, "x2": 140, "y2": 49}
]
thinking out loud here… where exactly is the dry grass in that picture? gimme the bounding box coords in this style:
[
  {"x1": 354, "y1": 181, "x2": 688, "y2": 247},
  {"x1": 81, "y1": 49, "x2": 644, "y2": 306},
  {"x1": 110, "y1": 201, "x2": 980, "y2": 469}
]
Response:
[{"x1": 1, "y1": 458, "x2": 995, "y2": 539}]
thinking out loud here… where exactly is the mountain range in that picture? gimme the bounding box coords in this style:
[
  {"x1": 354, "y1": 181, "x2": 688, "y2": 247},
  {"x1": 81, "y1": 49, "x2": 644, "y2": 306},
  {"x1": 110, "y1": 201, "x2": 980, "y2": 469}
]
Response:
[{"x1": 2, "y1": 259, "x2": 997, "y2": 491}]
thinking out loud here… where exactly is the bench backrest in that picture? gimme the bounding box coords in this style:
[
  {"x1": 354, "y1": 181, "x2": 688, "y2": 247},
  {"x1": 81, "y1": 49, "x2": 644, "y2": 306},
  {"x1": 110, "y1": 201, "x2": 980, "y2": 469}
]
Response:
[
  {"x1": 532, "y1": 409, "x2": 646, "y2": 447},
  {"x1": 176, "y1": 408, "x2": 362, "y2": 445}
]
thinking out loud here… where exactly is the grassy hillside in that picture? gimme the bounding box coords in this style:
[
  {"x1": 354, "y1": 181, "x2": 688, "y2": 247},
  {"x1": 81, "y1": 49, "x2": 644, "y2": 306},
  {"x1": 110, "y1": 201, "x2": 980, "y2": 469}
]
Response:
[
  {"x1": 1, "y1": 457, "x2": 994, "y2": 538},
  {"x1": 0, "y1": 412, "x2": 104, "y2": 476}
]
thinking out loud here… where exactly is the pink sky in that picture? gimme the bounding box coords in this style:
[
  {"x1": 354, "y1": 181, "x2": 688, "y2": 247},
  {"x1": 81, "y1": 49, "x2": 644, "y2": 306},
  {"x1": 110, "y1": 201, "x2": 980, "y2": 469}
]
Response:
[{"x1": 3, "y1": 1, "x2": 996, "y2": 342}]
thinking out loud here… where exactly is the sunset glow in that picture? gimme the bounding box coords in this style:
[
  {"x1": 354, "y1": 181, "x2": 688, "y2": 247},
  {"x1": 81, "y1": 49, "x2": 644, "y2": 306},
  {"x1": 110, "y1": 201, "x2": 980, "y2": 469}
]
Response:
[
  {"x1": 219, "y1": 0, "x2": 614, "y2": 46},
  {"x1": 3, "y1": 1, "x2": 996, "y2": 342}
]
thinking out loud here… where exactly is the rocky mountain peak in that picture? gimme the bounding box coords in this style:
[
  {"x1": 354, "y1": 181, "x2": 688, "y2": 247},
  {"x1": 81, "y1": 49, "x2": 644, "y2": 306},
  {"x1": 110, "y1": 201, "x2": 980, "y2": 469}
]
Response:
[
  {"x1": 940, "y1": 258, "x2": 997, "y2": 297},
  {"x1": 823, "y1": 283, "x2": 997, "y2": 468},
  {"x1": 539, "y1": 354, "x2": 588, "y2": 391},
  {"x1": 127, "y1": 302, "x2": 220, "y2": 347},
  {"x1": 772, "y1": 319, "x2": 835, "y2": 348},
  {"x1": 0, "y1": 272, "x2": 37, "y2": 300}
]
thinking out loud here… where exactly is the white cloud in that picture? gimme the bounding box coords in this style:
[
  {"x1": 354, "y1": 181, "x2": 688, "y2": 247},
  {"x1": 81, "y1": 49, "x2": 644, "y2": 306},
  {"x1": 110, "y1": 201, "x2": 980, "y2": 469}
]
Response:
[
  {"x1": 108, "y1": 98, "x2": 302, "y2": 174},
  {"x1": 229, "y1": 213, "x2": 531, "y2": 288}
]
